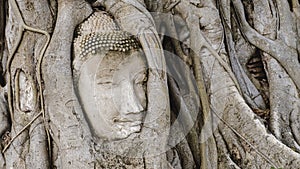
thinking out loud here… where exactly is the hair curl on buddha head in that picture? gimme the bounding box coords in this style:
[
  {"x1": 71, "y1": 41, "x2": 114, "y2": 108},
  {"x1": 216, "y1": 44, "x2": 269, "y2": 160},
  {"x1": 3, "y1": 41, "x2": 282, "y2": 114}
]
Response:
[{"x1": 73, "y1": 11, "x2": 141, "y2": 60}]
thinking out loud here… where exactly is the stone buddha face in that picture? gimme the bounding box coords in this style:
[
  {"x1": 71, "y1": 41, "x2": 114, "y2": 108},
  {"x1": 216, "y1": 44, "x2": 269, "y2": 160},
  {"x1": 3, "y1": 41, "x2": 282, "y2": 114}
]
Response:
[
  {"x1": 73, "y1": 11, "x2": 147, "y2": 140},
  {"x1": 75, "y1": 50, "x2": 147, "y2": 140}
]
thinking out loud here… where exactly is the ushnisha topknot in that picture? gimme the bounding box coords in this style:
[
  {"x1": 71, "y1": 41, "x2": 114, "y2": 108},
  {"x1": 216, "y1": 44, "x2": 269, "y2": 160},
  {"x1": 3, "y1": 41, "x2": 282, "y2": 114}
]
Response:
[{"x1": 73, "y1": 11, "x2": 140, "y2": 59}]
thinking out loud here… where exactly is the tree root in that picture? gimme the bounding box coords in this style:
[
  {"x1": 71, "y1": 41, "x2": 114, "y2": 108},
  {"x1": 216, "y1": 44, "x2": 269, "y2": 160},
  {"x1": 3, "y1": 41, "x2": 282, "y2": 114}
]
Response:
[
  {"x1": 232, "y1": 0, "x2": 300, "y2": 91},
  {"x1": 4, "y1": 0, "x2": 51, "y2": 157},
  {"x1": 2, "y1": 111, "x2": 42, "y2": 153}
]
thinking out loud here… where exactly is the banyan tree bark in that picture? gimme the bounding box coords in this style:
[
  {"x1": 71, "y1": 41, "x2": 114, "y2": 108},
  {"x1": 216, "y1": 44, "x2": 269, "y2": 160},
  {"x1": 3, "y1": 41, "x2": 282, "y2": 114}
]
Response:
[
  {"x1": 42, "y1": 1, "x2": 95, "y2": 168},
  {"x1": 1, "y1": 0, "x2": 95, "y2": 168},
  {"x1": 0, "y1": 0, "x2": 300, "y2": 168}
]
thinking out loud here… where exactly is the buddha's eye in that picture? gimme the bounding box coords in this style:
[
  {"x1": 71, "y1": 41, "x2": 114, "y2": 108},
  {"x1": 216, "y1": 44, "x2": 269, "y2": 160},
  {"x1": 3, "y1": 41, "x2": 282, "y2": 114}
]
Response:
[
  {"x1": 97, "y1": 81, "x2": 112, "y2": 85},
  {"x1": 96, "y1": 79, "x2": 113, "y2": 85}
]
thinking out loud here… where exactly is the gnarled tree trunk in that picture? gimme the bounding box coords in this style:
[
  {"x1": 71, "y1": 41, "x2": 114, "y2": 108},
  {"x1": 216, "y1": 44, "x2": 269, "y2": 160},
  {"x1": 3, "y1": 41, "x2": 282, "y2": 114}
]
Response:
[{"x1": 0, "y1": 0, "x2": 299, "y2": 168}]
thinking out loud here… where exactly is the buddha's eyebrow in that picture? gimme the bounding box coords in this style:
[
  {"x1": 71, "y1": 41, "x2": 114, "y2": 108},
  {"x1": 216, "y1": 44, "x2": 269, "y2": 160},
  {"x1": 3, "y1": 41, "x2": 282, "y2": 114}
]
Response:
[
  {"x1": 96, "y1": 68, "x2": 115, "y2": 77},
  {"x1": 95, "y1": 69, "x2": 115, "y2": 83}
]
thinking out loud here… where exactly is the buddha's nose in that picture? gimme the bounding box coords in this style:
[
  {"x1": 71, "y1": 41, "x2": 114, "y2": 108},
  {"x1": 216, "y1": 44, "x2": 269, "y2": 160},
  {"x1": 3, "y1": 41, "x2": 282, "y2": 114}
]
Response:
[{"x1": 117, "y1": 81, "x2": 144, "y2": 114}]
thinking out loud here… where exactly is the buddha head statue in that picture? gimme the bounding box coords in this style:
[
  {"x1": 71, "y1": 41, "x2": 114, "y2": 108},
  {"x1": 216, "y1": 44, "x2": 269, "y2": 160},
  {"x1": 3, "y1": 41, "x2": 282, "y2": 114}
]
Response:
[
  {"x1": 73, "y1": 11, "x2": 170, "y2": 164},
  {"x1": 73, "y1": 11, "x2": 147, "y2": 140}
]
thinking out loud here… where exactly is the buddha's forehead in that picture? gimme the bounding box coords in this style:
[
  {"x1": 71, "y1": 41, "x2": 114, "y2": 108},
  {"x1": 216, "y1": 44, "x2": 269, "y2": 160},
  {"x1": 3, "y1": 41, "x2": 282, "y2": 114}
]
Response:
[{"x1": 97, "y1": 50, "x2": 147, "y2": 78}]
